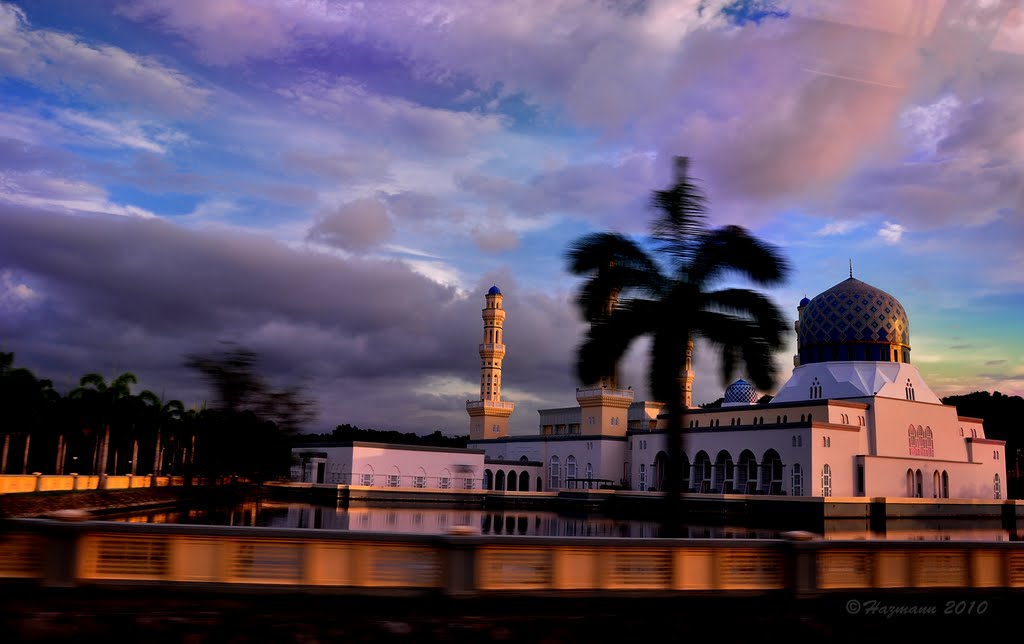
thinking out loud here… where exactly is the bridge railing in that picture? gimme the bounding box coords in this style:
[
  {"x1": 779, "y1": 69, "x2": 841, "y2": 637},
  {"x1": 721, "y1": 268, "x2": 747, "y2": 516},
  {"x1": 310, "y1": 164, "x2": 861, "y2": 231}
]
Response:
[
  {"x1": 1, "y1": 519, "x2": 1023, "y2": 595},
  {"x1": 0, "y1": 475, "x2": 193, "y2": 495}
]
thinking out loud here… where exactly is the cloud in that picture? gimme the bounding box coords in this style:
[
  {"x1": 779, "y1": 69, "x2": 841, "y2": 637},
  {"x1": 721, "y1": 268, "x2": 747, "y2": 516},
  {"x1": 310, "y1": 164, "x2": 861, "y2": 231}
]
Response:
[
  {"x1": 985, "y1": 359, "x2": 1007, "y2": 366},
  {"x1": 278, "y1": 76, "x2": 505, "y2": 156},
  {"x1": 56, "y1": 110, "x2": 189, "y2": 154},
  {"x1": 0, "y1": 204, "x2": 588, "y2": 433},
  {"x1": 814, "y1": 220, "x2": 863, "y2": 236},
  {"x1": 878, "y1": 221, "x2": 905, "y2": 244},
  {"x1": 306, "y1": 199, "x2": 395, "y2": 252},
  {"x1": 0, "y1": 3, "x2": 208, "y2": 113},
  {"x1": 0, "y1": 172, "x2": 157, "y2": 219}
]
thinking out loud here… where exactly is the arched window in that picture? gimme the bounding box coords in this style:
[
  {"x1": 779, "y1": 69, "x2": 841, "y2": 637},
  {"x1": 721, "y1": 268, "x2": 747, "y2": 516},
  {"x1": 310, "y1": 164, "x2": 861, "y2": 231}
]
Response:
[
  {"x1": 519, "y1": 471, "x2": 529, "y2": 491},
  {"x1": 791, "y1": 463, "x2": 803, "y2": 496},
  {"x1": 932, "y1": 470, "x2": 940, "y2": 498},
  {"x1": 915, "y1": 469, "x2": 923, "y2": 498},
  {"x1": 483, "y1": 469, "x2": 493, "y2": 490},
  {"x1": 549, "y1": 456, "x2": 560, "y2": 490},
  {"x1": 585, "y1": 462, "x2": 593, "y2": 482},
  {"x1": 361, "y1": 464, "x2": 375, "y2": 487},
  {"x1": 495, "y1": 470, "x2": 505, "y2": 491},
  {"x1": 994, "y1": 474, "x2": 1002, "y2": 500},
  {"x1": 908, "y1": 425, "x2": 917, "y2": 455},
  {"x1": 792, "y1": 436, "x2": 797, "y2": 447},
  {"x1": 566, "y1": 455, "x2": 577, "y2": 483},
  {"x1": 387, "y1": 466, "x2": 401, "y2": 488},
  {"x1": 941, "y1": 471, "x2": 949, "y2": 498},
  {"x1": 821, "y1": 464, "x2": 832, "y2": 497},
  {"x1": 906, "y1": 469, "x2": 914, "y2": 497},
  {"x1": 783, "y1": 415, "x2": 788, "y2": 423},
  {"x1": 639, "y1": 463, "x2": 647, "y2": 491},
  {"x1": 971, "y1": 428, "x2": 977, "y2": 438},
  {"x1": 960, "y1": 427, "x2": 964, "y2": 437},
  {"x1": 924, "y1": 427, "x2": 934, "y2": 457},
  {"x1": 906, "y1": 379, "x2": 915, "y2": 401},
  {"x1": 439, "y1": 468, "x2": 452, "y2": 490}
]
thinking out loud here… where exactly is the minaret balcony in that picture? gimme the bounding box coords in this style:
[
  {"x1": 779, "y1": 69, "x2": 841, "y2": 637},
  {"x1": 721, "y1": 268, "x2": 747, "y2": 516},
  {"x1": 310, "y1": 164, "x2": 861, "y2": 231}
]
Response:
[
  {"x1": 466, "y1": 399, "x2": 515, "y2": 412},
  {"x1": 479, "y1": 343, "x2": 506, "y2": 354},
  {"x1": 576, "y1": 387, "x2": 635, "y2": 407}
]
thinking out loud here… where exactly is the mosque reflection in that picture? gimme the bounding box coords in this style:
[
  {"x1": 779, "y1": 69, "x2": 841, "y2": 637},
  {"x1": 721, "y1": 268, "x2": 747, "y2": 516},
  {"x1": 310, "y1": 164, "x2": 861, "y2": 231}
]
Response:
[{"x1": 112, "y1": 501, "x2": 1016, "y2": 541}]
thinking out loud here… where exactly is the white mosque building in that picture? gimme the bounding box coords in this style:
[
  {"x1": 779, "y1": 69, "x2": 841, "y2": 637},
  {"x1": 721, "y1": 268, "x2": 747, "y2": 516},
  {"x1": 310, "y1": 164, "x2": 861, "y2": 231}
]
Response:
[
  {"x1": 293, "y1": 275, "x2": 1006, "y2": 500},
  {"x1": 466, "y1": 276, "x2": 1007, "y2": 499}
]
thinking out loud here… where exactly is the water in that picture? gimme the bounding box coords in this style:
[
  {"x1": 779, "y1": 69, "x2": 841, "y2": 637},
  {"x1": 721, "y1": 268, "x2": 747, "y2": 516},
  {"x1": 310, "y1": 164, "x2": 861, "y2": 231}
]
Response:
[{"x1": 110, "y1": 501, "x2": 1015, "y2": 540}]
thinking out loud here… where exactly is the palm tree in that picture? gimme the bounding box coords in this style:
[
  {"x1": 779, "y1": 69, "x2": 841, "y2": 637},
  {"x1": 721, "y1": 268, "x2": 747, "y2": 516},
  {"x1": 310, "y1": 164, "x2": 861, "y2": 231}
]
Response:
[
  {"x1": 69, "y1": 372, "x2": 138, "y2": 484},
  {"x1": 136, "y1": 391, "x2": 184, "y2": 478},
  {"x1": 0, "y1": 354, "x2": 60, "y2": 474},
  {"x1": 567, "y1": 156, "x2": 790, "y2": 532}
]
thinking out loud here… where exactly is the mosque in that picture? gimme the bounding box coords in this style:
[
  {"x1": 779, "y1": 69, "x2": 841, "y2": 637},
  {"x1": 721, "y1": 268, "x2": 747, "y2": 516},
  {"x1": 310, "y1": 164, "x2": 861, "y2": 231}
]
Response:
[
  {"x1": 293, "y1": 274, "x2": 1006, "y2": 500},
  {"x1": 465, "y1": 276, "x2": 1007, "y2": 499}
]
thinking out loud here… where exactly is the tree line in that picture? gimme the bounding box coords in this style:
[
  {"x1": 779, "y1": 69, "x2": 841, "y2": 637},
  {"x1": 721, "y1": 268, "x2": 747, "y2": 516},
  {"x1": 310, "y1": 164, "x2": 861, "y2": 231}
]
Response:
[
  {"x1": 293, "y1": 423, "x2": 468, "y2": 449},
  {"x1": 0, "y1": 346, "x2": 312, "y2": 482}
]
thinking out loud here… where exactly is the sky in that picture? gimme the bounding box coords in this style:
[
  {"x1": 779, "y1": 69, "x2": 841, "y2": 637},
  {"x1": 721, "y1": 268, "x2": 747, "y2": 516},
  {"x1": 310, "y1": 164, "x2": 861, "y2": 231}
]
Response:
[{"x1": 1, "y1": 0, "x2": 1022, "y2": 436}]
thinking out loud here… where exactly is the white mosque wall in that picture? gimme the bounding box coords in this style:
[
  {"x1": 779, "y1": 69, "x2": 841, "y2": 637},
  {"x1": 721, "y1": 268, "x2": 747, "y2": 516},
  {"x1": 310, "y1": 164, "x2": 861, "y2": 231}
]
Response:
[{"x1": 292, "y1": 442, "x2": 485, "y2": 489}]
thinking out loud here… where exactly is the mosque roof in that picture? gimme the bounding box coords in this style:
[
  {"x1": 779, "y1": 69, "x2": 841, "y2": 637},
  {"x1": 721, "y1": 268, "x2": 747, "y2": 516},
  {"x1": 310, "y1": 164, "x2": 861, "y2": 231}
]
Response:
[{"x1": 798, "y1": 277, "x2": 910, "y2": 349}]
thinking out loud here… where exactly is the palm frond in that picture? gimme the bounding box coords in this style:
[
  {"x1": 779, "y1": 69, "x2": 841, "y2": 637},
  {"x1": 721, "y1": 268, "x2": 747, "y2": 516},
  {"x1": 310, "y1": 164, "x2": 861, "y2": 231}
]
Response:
[
  {"x1": 701, "y1": 288, "x2": 789, "y2": 347},
  {"x1": 650, "y1": 156, "x2": 707, "y2": 263},
  {"x1": 567, "y1": 232, "x2": 666, "y2": 321},
  {"x1": 690, "y1": 225, "x2": 789, "y2": 288},
  {"x1": 576, "y1": 300, "x2": 657, "y2": 386}
]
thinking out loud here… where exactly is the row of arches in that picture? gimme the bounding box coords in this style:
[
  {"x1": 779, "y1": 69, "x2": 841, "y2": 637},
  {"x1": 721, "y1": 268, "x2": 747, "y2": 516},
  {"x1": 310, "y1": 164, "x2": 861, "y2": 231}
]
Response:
[
  {"x1": 689, "y1": 449, "x2": 786, "y2": 494},
  {"x1": 906, "y1": 468, "x2": 950, "y2": 498},
  {"x1": 483, "y1": 469, "x2": 540, "y2": 491}
]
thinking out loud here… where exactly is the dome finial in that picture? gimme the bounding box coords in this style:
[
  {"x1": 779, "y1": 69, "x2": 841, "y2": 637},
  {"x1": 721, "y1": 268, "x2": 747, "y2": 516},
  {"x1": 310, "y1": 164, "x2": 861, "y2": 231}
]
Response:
[{"x1": 849, "y1": 258, "x2": 853, "y2": 279}]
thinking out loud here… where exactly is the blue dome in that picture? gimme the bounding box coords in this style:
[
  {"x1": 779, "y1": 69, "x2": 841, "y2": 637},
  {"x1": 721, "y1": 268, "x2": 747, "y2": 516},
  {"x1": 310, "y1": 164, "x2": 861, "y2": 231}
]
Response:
[
  {"x1": 487, "y1": 285, "x2": 502, "y2": 296},
  {"x1": 724, "y1": 379, "x2": 759, "y2": 405},
  {"x1": 799, "y1": 297, "x2": 811, "y2": 307},
  {"x1": 797, "y1": 277, "x2": 911, "y2": 364}
]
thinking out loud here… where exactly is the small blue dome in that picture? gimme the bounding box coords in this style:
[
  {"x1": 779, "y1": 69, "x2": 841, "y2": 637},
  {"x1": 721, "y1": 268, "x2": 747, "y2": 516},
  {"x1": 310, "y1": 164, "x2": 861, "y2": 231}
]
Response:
[
  {"x1": 799, "y1": 297, "x2": 810, "y2": 307},
  {"x1": 724, "y1": 379, "x2": 759, "y2": 405},
  {"x1": 487, "y1": 285, "x2": 502, "y2": 296}
]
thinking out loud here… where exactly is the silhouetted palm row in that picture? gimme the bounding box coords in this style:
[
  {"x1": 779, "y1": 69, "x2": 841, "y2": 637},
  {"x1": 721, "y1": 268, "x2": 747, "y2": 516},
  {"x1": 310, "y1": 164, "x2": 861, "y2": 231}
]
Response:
[{"x1": 0, "y1": 349, "x2": 302, "y2": 481}]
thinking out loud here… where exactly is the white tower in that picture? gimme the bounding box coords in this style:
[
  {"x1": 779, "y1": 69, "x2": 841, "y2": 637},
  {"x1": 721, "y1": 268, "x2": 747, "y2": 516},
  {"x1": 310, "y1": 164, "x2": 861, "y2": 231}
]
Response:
[{"x1": 467, "y1": 286, "x2": 514, "y2": 439}]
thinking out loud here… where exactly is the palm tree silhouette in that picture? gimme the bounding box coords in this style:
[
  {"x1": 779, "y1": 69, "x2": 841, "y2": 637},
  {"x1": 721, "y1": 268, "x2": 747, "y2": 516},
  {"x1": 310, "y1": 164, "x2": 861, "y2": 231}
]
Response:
[{"x1": 567, "y1": 157, "x2": 790, "y2": 533}]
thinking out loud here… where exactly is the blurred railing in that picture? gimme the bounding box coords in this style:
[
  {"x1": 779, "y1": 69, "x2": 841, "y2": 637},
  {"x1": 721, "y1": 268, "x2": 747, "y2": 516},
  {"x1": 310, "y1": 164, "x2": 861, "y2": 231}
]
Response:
[
  {"x1": 1, "y1": 519, "x2": 1023, "y2": 595},
  {"x1": 0, "y1": 475, "x2": 192, "y2": 495}
]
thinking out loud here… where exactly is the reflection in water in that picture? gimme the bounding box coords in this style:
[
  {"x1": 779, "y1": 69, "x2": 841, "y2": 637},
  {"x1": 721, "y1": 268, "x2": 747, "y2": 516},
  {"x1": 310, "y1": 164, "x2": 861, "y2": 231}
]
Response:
[{"x1": 109, "y1": 501, "x2": 1014, "y2": 540}]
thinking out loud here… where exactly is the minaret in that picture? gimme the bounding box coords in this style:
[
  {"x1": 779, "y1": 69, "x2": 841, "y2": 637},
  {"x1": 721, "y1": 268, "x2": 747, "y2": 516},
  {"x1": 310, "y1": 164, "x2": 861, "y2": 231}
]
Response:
[
  {"x1": 467, "y1": 286, "x2": 514, "y2": 440},
  {"x1": 682, "y1": 339, "x2": 695, "y2": 409}
]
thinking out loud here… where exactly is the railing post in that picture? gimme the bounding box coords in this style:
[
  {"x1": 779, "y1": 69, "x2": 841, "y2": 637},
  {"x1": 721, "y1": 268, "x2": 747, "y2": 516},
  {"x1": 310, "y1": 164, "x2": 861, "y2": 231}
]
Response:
[
  {"x1": 42, "y1": 518, "x2": 84, "y2": 588},
  {"x1": 442, "y1": 530, "x2": 478, "y2": 596},
  {"x1": 782, "y1": 530, "x2": 817, "y2": 599}
]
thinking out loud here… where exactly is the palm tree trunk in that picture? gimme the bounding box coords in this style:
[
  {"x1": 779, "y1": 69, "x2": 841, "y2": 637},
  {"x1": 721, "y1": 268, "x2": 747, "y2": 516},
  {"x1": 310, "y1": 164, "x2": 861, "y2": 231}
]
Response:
[
  {"x1": 97, "y1": 425, "x2": 110, "y2": 479},
  {"x1": 131, "y1": 439, "x2": 138, "y2": 476},
  {"x1": 152, "y1": 427, "x2": 161, "y2": 476},
  {"x1": 1, "y1": 434, "x2": 9, "y2": 474},
  {"x1": 55, "y1": 435, "x2": 65, "y2": 474},
  {"x1": 661, "y1": 396, "x2": 685, "y2": 537},
  {"x1": 20, "y1": 434, "x2": 31, "y2": 474}
]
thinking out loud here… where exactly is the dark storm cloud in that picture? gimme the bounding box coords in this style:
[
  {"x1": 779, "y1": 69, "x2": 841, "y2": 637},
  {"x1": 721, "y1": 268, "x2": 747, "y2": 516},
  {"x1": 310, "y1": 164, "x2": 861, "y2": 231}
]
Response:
[{"x1": 0, "y1": 205, "x2": 584, "y2": 433}]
